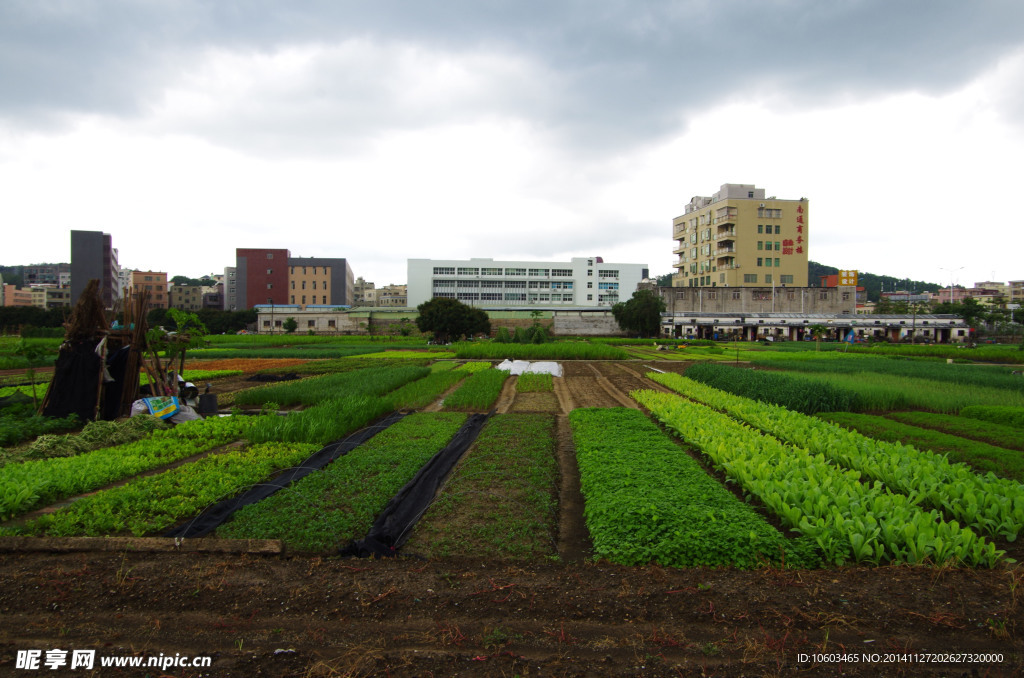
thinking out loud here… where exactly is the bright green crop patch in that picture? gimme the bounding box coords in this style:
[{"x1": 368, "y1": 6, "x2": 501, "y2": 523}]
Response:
[
  {"x1": 634, "y1": 388, "x2": 1003, "y2": 567},
  {"x1": 218, "y1": 412, "x2": 467, "y2": 552},
  {"x1": 442, "y1": 369, "x2": 509, "y2": 411},
  {"x1": 8, "y1": 442, "x2": 318, "y2": 537},
  {"x1": 569, "y1": 408, "x2": 818, "y2": 568},
  {"x1": 821, "y1": 412, "x2": 1024, "y2": 482},
  {"x1": 245, "y1": 395, "x2": 395, "y2": 445},
  {"x1": 0, "y1": 416, "x2": 254, "y2": 520},
  {"x1": 385, "y1": 370, "x2": 466, "y2": 410},
  {"x1": 407, "y1": 413, "x2": 558, "y2": 559},
  {"x1": 516, "y1": 373, "x2": 553, "y2": 392},
  {"x1": 648, "y1": 372, "x2": 1022, "y2": 552},
  {"x1": 454, "y1": 361, "x2": 493, "y2": 373}
]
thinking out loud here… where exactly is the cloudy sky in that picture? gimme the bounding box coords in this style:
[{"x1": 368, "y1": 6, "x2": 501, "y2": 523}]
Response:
[{"x1": 2, "y1": 1, "x2": 1022, "y2": 289}]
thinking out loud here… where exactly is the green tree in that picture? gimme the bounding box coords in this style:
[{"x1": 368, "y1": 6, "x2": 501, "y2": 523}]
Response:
[
  {"x1": 808, "y1": 323, "x2": 828, "y2": 351},
  {"x1": 283, "y1": 317, "x2": 298, "y2": 334},
  {"x1": 933, "y1": 297, "x2": 986, "y2": 328},
  {"x1": 415, "y1": 298, "x2": 490, "y2": 343},
  {"x1": 611, "y1": 290, "x2": 665, "y2": 337}
]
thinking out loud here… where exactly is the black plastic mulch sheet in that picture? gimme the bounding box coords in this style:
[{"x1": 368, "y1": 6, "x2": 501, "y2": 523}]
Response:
[
  {"x1": 163, "y1": 411, "x2": 407, "y2": 539},
  {"x1": 340, "y1": 412, "x2": 490, "y2": 558},
  {"x1": 42, "y1": 340, "x2": 102, "y2": 421}
]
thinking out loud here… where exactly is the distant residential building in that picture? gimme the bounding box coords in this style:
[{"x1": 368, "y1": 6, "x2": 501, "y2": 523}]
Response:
[
  {"x1": 672, "y1": 183, "x2": 809, "y2": 288},
  {"x1": 131, "y1": 271, "x2": 169, "y2": 309},
  {"x1": 169, "y1": 283, "x2": 205, "y2": 311},
  {"x1": 377, "y1": 283, "x2": 407, "y2": 307},
  {"x1": 70, "y1": 230, "x2": 119, "y2": 308},
  {"x1": 30, "y1": 285, "x2": 72, "y2": 310},
  {"x1": 116, "y1": 267, "x2": 134, "y2": 300},
  {"x1": 1010, "y1": 280, "x2": 1023, "y2": 305},
  {"x1": 818, "y1": 274, "x2": 867, "y2": 308},
  {"x1": 353, "y1": 277, "x2": 377, "y2": 306},
  {"x1": 223, "y1": 267, "x2": 238, "y2": 310},
  {"x1": 235, "y1": 249, "x2": 290, "y2": 309},
  {"x1": 287, "y1": 257, "x2": 355, "y2": 309},
  {"x1": 407, "y1": 257, "x2": 649, "y2": 309},
  {"x1": 932, "y1": 287, "x2": 970, "y2": 304},
  {"x1": 203, "y1": 284, "x2": 223, "y2": 310},
  {"x1": 24, "y1": 263, "x2": 70, "y2": 287},
  {"x1": 2, "y1": 284, "x2": 34, "y2": 307}
]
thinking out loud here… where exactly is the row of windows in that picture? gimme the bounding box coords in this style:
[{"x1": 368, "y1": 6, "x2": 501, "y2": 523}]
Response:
[
  {"x1": 291, "y1": 295, "x2": 328, "y2": 304},
  {"x1": 433, "y1": 280, "x2": 574, "y2": 289},
  {"x1": 431, "y1": 292, "x2": 619, "y2": 303},
  {"x1": 291, "y1": 280, "x2": 327, "y2": 290},
  {"x1": 431, "y1": 267, "x2": 577, "y2": 277},
  {"x1": 290, "y1": 266, "x2": 329, "y2": 275},
  {"x1": 758, "y1": 224, "x2": 782, "y2": 234},
  {"x1": 757, "y1": 258, "x2": 782, "y2": 267}
]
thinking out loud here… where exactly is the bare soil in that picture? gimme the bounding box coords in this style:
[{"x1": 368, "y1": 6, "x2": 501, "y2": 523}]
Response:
[{"x1": 1, "y1": 360, "x2": 1021, "y2": 676}]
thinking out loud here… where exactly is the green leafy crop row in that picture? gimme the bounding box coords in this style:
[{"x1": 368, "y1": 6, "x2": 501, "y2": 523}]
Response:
[
  {"x1": 633, "y1": 389, "x2": 1002, "y2": 567},
  {"x1": 0, "y1": 416, "x2": 254, "y2": 520},
  {"x1": 649, "y1": 372, "x2": 1024, "y2": 543},
  {"x1": 569, "y1": 407, "x2": 818, "y2": 568},
  {"x1": 8, "y1": 442, "x2": 318, "y2": 537}
]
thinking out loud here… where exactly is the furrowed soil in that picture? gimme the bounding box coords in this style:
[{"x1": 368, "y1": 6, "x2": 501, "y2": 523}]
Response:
[{"x1": 1, "y1": 360, "x2": 1021, "y2": 677}]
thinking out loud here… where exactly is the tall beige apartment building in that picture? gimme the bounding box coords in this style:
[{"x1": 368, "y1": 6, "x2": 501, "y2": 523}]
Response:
[{"x1": 672, "y1": 184, "x2": 808, "y2": 288}]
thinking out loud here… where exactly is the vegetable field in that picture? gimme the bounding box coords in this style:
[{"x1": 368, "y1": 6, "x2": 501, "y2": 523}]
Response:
[{"x1": 1, "y1": 340, "x2": 1021, "y2": 676}]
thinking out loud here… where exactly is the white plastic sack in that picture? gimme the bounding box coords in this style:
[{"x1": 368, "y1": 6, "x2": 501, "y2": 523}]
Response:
[{"x1": 495, "y1": 360, "x2": 562, "y2": 377}]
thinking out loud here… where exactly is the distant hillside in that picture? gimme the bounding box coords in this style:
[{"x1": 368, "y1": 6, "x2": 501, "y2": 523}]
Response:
[{"x1": 809, "y1": 261, "x2": 942, "y2": 302}]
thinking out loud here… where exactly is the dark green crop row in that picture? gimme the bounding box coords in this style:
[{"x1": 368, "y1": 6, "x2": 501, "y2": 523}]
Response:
[
  {"x1": 820, "y1": 412, "x2": 1024, "y2": 483},
  {"x1": 569, "y1": 407, "x2": 819, "y2": 568},
  {"x1": 884, "y1": 411, "x2": 1024, "y2": 450},
  {"x1": 219, "y1": 412, "x2": 467, "y2": 552},
  {"x1": 746, "y1": 354, "x2": 1024, "y2": 394},
  {"x1": 407, "y1": 413, "x2": 558, "y2": 559},
  {"x1": 453, "y1": 341, "x2": 629, "y2": 360},
  {"x1": 960, "y1": 406, "x2": 1024, "y2": 430},
  {"x1": 684, "y1": 362, "x2": 856, "y2": 414},
  {"x1": 233, "y1": 365, "x2": 430, "y2": 407}
]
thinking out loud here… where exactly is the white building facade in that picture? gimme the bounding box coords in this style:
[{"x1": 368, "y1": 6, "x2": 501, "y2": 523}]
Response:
[{"x1": 407, "y1": 257, "x2": 649, "y2": 309}]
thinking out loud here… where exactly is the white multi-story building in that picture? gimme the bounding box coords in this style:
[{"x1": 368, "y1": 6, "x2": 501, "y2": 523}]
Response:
[{"x1": 407, "y1": 257, "x2": 649, "y2": 309}]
